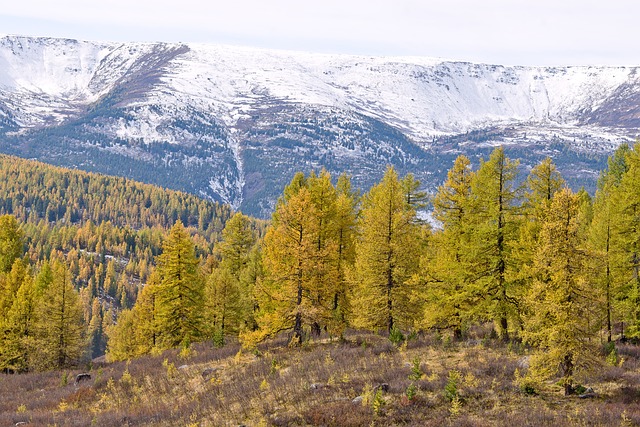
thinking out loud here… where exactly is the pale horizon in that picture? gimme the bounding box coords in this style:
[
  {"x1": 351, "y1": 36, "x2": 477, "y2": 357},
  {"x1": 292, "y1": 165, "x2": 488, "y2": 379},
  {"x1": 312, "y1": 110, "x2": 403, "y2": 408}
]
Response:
[{"x1": 1, "y1": 0, "x2": 638, "y2": 67}]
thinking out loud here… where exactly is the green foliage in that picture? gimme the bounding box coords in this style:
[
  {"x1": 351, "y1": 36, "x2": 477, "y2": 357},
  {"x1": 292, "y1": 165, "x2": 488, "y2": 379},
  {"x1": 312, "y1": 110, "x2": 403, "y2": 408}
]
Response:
[
  {"x1": 0, "y1": 214, "x2": 23, "y2": 274},
  {"x1": 409, "y1": 356, "x2": 423, "y2": 381},
  {"x1": 351, "y1": 166, "x2": 425, "y2": 333},
  {"x1": 155, "y1": 221, "x2": 204, "y2": 349},
  {"x1": 371, "y1": 388, "x2": 385, "y2": 415},
  {"x1": 444, "y1": 370, "x2": 461, "y2": 402},
  {"x1": 388, "y1": 326, "x2": 405, "y2": 346},
  {"x1": 606, "y1": 343, "x2": 620, "y2": 366},
  {"x1": 405, "y1": 383, "x2": 417, "y2": 401}
]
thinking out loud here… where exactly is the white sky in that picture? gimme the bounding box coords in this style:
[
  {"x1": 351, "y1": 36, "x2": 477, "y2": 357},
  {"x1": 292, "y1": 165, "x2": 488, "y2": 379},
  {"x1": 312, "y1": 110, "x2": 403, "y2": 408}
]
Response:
[{"x1": 0, "y1": 0, "x2": 637, "y2": 66}]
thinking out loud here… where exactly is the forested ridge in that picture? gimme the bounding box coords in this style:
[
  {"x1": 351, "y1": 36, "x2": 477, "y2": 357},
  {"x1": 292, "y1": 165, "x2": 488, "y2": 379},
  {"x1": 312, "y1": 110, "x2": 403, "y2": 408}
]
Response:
[
  {"x1": 0, "y1": 155, "x2": 237, "y2": 370},
  {"x1": 2, "y1": 143, "x2": 640, "y2": 397}
]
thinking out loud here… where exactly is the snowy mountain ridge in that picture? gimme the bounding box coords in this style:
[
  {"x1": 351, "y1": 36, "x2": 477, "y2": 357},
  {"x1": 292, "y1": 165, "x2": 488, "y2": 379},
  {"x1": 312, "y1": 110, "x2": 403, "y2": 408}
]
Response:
[{"x1": 0, "y1": 35, "x2": 638, "y2": 216}]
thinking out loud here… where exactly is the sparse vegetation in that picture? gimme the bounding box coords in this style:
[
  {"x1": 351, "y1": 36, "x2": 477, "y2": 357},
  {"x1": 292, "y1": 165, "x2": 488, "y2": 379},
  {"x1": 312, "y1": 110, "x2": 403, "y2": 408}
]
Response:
[{"x1": 1, "y1": 330, "x2": 640, "y2": 426}]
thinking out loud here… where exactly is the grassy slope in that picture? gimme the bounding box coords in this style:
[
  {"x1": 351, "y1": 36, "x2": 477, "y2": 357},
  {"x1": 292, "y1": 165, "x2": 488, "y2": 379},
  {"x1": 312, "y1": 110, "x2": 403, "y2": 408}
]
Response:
[{"x1": 2, "y1": 329, "x2": 640, "y2": 426}]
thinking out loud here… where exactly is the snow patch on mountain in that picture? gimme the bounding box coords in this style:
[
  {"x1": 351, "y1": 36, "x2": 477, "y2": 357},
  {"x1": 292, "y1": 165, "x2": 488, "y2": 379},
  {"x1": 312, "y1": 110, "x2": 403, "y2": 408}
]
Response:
[{"x1": 0, "y1": 35, "x2": 638, "y2": 215}]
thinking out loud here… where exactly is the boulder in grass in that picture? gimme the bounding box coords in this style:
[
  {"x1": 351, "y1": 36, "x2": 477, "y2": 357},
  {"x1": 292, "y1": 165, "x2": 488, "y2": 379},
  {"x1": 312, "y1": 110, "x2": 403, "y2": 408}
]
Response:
[{"x1": 74, "y1": 373, "x2": 91, "y2": 386}]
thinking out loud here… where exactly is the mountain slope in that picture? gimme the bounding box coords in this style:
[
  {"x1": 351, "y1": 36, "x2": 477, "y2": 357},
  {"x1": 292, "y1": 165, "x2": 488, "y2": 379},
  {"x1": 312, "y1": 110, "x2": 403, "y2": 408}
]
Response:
[{"x1": 0, "y1": 35, "x2": 638, "y2": 216}]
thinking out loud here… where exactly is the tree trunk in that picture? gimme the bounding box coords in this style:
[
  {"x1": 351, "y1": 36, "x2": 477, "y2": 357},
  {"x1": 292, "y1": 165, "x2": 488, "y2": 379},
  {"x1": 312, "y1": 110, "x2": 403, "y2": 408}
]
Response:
[{"x1": 563, "y1": 353, "x2": 574, "y2": 396}]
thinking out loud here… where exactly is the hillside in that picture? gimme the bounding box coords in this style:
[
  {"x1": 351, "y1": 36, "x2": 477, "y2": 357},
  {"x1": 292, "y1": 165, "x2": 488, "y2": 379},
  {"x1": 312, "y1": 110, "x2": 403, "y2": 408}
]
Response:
[
  {"x1": 1, "y1": 331, "x2": 639, "y2": 426},
  {"x1": 0, "y1": 154, "x2": 231, "y2": 237},
  {"x1": 0, "y1": 35, "x2": 638, "y2": 216}
]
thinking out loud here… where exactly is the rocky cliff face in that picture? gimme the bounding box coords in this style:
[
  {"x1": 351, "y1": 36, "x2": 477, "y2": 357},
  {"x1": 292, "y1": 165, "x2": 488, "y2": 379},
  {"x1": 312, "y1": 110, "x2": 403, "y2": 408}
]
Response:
[{"x1": 0, "y1": 35, "x2": 637, "y2": 216}]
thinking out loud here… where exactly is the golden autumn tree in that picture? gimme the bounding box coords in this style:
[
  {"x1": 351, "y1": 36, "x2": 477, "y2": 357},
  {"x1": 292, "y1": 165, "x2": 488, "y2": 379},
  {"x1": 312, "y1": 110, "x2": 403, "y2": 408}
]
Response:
[
  {"x1": 205, "y1": 212, "x2": 256, "y2": 345},
  {"x1": 243, "y1": 170, "x2": 354, "y2": 347},
  {"x1": 421, "y1": 155, "x2": 475, "y2": 338},
  {"x1": 467, "y1": 147, "x2": 521, "y2": 340},
  {"x1": 33, "y1": 261, "x2": 86, "y2": 369},
  {"x1": 523, "y1": 188, "x2": 598, "y2": 395},
  {"x1": 351, "y1": 166, "x2": 423, "y2": 334},
  {"x1": 154, "y1": 220, "x2": 204, "y2": 349},
  {"x1": 609, "y1": 143, "x2": 640, "y2": 337}
]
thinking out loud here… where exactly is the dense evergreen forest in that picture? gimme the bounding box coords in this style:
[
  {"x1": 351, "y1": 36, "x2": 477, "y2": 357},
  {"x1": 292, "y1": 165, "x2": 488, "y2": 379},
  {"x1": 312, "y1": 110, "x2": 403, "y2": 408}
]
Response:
[{"x1": 1, "y1": 143, "x2": 640, "y2": 396}]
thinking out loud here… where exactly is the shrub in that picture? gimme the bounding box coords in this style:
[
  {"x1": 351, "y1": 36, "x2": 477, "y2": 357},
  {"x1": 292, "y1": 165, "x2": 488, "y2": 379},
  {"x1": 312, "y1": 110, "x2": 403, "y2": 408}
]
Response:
[
  {"x1": 409, "y1": 356, "x2": 423, "y2": 381},
  {"x1": 372, "y1": 388, "x2": 385, "y2": 415},
  {"x1": 444, "y1": 370, "x2": 461, "y2": 402},
  {"x1": 406, "y1": 383, "x2": 417, "y2": 401},
  {"x1": 389, "y1": 326, "x2": 405, "y2": 346}
]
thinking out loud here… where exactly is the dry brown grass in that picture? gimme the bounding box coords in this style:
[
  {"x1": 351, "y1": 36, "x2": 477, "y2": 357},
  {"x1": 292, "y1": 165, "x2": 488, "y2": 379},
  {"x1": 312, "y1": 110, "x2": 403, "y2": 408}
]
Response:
[{"x1": 2, "y1": 331, "x2": 640, "y2": 426}]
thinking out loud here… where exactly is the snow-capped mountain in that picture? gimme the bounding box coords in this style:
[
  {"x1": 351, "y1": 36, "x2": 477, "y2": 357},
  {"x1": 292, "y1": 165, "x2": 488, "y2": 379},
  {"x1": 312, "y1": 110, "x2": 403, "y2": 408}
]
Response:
[{"x1": 0, "y1": 35, "x2": 638, "y2": 216}]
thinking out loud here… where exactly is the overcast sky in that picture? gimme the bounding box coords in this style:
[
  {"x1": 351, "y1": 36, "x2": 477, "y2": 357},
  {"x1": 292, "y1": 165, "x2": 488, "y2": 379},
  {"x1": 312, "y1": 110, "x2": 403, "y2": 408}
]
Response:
[{"x1": 0, "y1": 0, "x2": 637, "y2": 66}]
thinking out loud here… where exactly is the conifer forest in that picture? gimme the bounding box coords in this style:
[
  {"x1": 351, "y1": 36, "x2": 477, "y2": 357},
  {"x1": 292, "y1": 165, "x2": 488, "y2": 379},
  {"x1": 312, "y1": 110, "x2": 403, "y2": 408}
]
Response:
[{"x1": 2, "y1": 143, "x2": 640, "y2": 425}]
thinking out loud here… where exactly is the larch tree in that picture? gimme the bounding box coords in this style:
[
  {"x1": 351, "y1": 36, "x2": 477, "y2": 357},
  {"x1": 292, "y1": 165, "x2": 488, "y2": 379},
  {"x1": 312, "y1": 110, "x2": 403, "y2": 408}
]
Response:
[
  {"x1": 34, "y1": 261, "x2": 86, "y2": 370},
  {"x1": 523, "y1": 188, "x2": 598, "y2": 395},
  {"x1": 106, "y1": 276, "x2": 158, "y2": 361},
  {"x1": 247, "y1": 173, "x2": 322, "y2": 346},
  {"x1": 205, "y1": 212, "x2": 256, "y2": 345},
  {"x1": 105, "y1": 308, "x2": 138, "y2": 362},
  {"x1": 306, "y1": 170, "x2": 340, "y2": 334},
  {"x1": 351, "y1": 166, "x2": 423, "y2": 334},
  {"x1": 422, "y1": 155, "x2": 475, "y2": 338},
  {"x1": 467, "y1": 147, "x2": 521, "y2": 340},
  {"x1": 588, "y1": 143, "x2": 630, "y2": 341},
  {"x1": 331, "y1": 173, "x2": 358, "y2": 330},
  {"x1": 206, "y1": 267, "x2": 242, "y2": 345},
  {"x1": 401, "y1": 173, "x2": 428, "y2": 210},
  {"x1": 244, "y1": 170, "x2": 352, "y2": 347},
  {"x1": 0, "y1": 272, "x2": 37, "y2": 372},
  {"x1": 0, "y1": 214, "x2": 23, "y2": 274},
  {"x1": 0, "y1": 215, "x2": 24, "y2": 324},
  {"x1": 610, "y1": 142, "x2": 640, "y2": 337},
  {"x1": 154, "y1": 220, "x2": 204, "y2": 349},
  {"x1": 513, "y1": 158, "x2": 565, "y2": 319}
]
